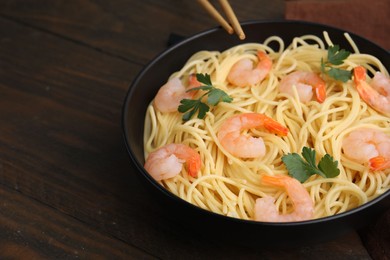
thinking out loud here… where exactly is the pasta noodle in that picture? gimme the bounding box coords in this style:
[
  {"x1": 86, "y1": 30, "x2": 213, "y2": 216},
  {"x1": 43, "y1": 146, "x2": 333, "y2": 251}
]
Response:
[{"x1": 143, "y1": 32, "x2": 390, "y2": 221}]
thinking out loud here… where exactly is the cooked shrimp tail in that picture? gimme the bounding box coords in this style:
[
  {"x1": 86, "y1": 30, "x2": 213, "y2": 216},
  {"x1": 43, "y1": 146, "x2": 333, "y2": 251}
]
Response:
[
  {"x1": 353, "y1": 66, "x2": 390, "y2": 116},
  {"x1": 261, "y1": 175, "x2": 286, "y2": 186},
  {"x1": 254, "y1": 175, "x2": 314, "y2": 222},
  {"x1": 315, "y1": 81, "x2": 326, "y2": 103},
  {"x1": 354, "y1": 66, "x2": 366, "y2": 82},
  {"x1": 217, "y1": 113, "x2": 288, "y2": 158},
  {"x1": 188, "y1": 73, "x2": 202, "y2": 88},
  {"x1": 261, "y1": 115, "x2": 289, "y2": 136},
  {"x1": 144, "y1": 143, "x2": 201, "y2": 181},
  {"x1": 369, "y1": 156, "x2": 390, "y2": 171}
]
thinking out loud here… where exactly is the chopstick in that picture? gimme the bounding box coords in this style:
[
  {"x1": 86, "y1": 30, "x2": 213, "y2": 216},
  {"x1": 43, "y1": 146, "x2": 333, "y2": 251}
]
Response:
[
  {"x1": 197, "y1": 0, "x2": 245, "y2": 40},
  {"x1": 197, "y1": 0, "x2": 234, "y2": 35},
  {"x1": 218, "y1": 0, "x2": 245, "y2": 40}
]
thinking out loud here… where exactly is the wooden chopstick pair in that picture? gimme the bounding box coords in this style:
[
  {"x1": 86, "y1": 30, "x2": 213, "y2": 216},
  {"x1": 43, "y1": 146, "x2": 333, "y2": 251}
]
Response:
[{"x1": 197, "y1": 0, "x2": 245, "y2": 40}]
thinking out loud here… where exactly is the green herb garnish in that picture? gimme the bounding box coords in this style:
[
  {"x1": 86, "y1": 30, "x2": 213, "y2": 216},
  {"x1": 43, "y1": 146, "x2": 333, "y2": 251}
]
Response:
[
  {"x1": 321, "y1": 45, "x2": 352, "y2": 82},
  {"x1": 281, "y1": 147, "x2": 340, "y2": 183},
  {"x1": 178, "y1": 73, "x2": 233, "y2": 121}
]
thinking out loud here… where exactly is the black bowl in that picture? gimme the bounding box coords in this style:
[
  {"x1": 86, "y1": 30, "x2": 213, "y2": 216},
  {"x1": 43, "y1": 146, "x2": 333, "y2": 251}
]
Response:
[{"x1": 122, "y1": 20, "x2": 390, "y2": 247}]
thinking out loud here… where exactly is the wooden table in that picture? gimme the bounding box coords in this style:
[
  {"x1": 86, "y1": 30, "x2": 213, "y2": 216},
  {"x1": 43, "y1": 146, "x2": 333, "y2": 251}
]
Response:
[{"x1": 0, "y1": 0, "x2": 388, "y2": 259}]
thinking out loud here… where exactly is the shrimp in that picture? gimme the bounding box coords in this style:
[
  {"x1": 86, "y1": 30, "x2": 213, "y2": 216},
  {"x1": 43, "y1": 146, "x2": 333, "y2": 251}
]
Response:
[
  {"x1": 144, "y1": 143, "x2": 201, "y2": 181},
  {"x1": 154, "y1": 74, "x2": 201, "y2": 113},
  {"x1": 254, "y1": 175, "x2": 314, "y2": 222},
  {"x1": 279, "y1": 71, "x2": 326, "y2": 103},
  {"x1": 227, "y1": 50, "x2": 272, "y2": 87},
  {"x1": 353, "y1": 66, "x2": 390, "y2": 116},
  {"x1": 217, "y1": 113, "x2": 288, "y2": 158},
  {"x1": 342, "y1": 128, "x2": 390, "y2": 171}
]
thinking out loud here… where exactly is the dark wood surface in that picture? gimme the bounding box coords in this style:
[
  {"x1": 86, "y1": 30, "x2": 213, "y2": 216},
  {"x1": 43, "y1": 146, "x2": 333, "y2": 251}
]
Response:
[{"x1": 0, "y1": 0, "x2": 388, "y2": 259}]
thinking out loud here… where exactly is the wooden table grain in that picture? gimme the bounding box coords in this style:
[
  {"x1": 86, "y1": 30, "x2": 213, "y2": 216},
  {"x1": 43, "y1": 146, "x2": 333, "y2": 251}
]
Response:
[{"x1": 0, "y1": 0, "x2": 388, "y2": 259}]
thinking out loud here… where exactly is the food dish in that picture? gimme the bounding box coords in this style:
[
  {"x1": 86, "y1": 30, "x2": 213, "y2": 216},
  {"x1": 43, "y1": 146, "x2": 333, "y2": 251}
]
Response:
[
  {"x1": 143, "y1": 31, "x2": 389, "y2": 223},
  {"x1": 122, "y1": 21, "x2": 390, "y2": 246}
]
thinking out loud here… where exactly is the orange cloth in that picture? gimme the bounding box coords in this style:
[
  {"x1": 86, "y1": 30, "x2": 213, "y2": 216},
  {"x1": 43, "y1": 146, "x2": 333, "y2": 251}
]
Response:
[{"x1": 285, "y1": 0, "x2": 390, "y2": 50}]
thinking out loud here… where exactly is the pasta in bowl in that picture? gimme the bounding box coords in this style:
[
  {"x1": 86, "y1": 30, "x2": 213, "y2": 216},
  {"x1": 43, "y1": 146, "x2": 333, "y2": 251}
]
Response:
[{"x1": 123, "y1": 21, "x2": 390, "y2": 246}]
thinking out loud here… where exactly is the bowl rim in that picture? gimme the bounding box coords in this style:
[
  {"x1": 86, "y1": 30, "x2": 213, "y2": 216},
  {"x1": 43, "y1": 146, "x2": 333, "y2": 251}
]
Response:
[{"x1": 122, "y1": 19, "x2": 390, "y2": 227}]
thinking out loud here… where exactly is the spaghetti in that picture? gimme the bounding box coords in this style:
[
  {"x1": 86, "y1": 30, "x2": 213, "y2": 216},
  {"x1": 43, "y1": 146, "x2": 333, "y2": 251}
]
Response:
[{"x1": 143, "y1": 32, "x2": 390, "y2": 221}]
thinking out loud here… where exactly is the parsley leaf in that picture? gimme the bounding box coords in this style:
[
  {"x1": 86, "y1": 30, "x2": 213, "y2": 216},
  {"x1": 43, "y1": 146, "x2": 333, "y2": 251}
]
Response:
[
  {"x1": 178, "y1": 73, "x2": 232, "y2": 121},
  {"x1": 281, "y1": 153, "x2": 314, "y2": 183},
  {"x1": 327, "y1": 45, "x2": 350, "y2": 65},
  {"x1": 196, "y1": 73, "x2": 212, "y2": 86},
  {"x1": 318, "y1": 154, "x2": 340, "y2": 178},
  {"x1": 301, "y1": 146, "x2": 316, "y2": 168},
  {"x1": 320, "y1": 45, "x2": 352, "y2": 82},
  {"x1": 179, "y1": 99, "x2": 210, "y2": 121},
  {"x1": 327, "y1": 67, "x2": 353, "y2": 82},
  {"x1": 281, "y1": 147, "x2": 340, "y2": 183},
  {"x1": 207, "y1": 88, "x2": 232, "y2": 105}
]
